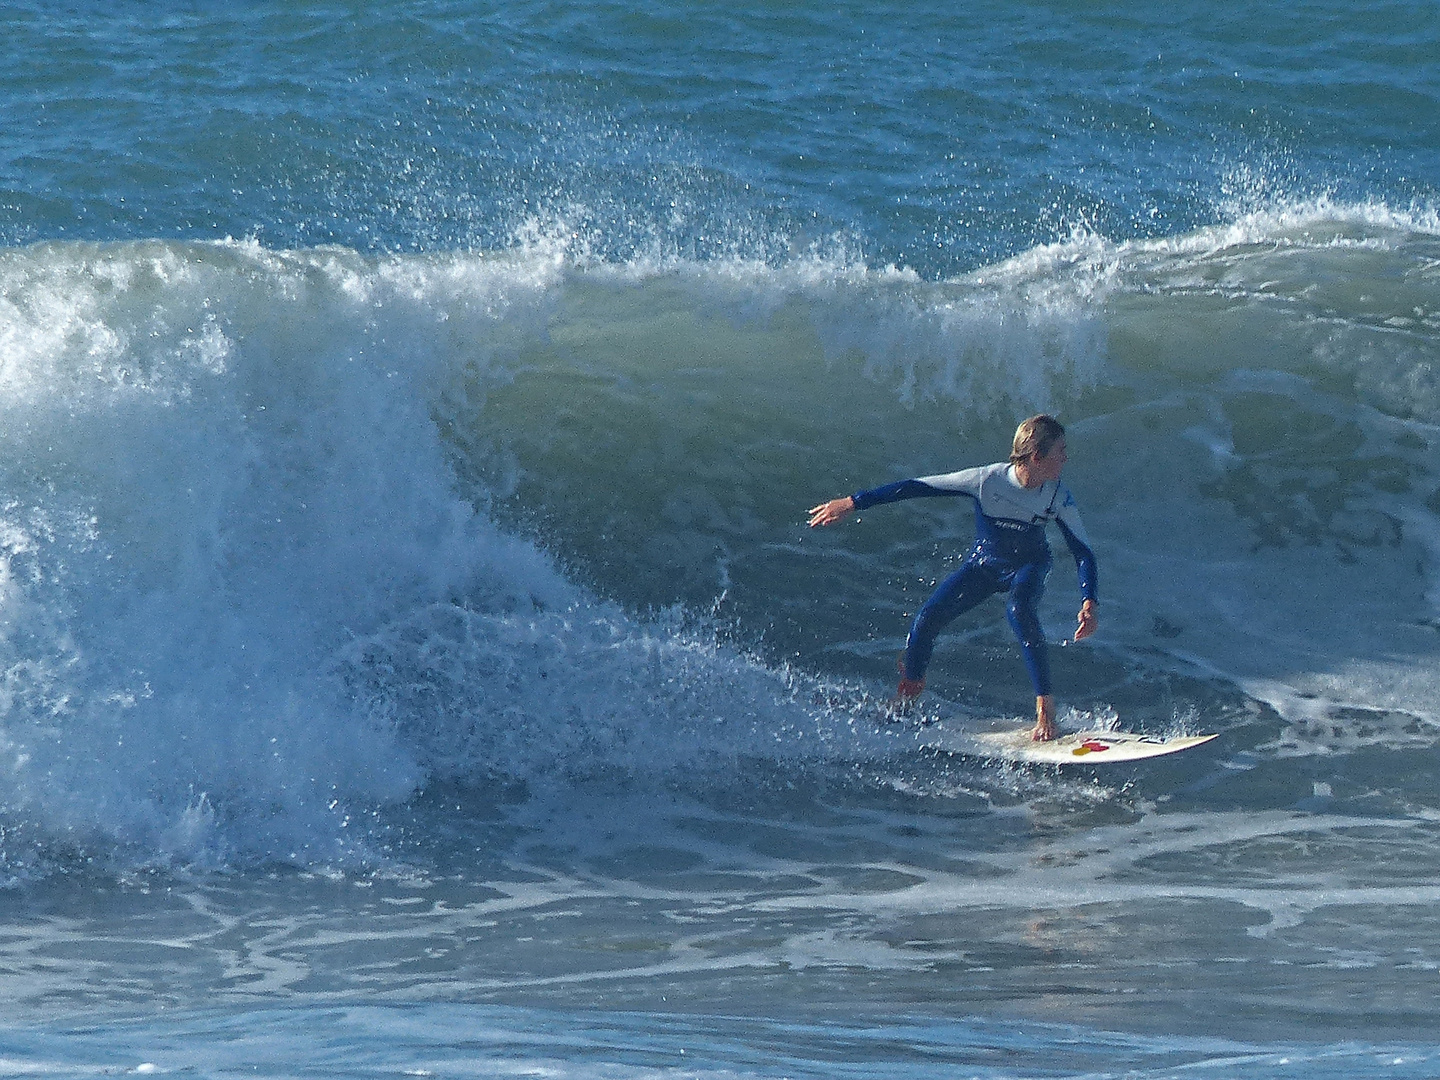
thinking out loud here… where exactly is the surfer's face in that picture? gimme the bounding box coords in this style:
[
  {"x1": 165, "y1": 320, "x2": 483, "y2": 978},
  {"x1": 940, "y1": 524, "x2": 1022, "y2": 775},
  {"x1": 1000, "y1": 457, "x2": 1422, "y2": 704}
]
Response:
[{"x1": 1031, "y1": 438, "x2": 1067, "y2": 483}]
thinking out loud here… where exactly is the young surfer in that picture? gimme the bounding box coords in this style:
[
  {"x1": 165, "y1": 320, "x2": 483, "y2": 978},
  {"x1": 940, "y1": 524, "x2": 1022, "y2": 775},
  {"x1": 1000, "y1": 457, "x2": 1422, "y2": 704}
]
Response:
[{"x1": 807, "y1": 415, "x2": 1097, "y2": 741}]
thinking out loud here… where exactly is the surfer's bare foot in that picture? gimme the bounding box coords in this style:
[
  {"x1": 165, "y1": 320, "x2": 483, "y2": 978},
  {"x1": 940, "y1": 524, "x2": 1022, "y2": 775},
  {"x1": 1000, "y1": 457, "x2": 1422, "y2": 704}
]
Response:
[
  {"x1": 1030, "y1": 694, "x2": 1056, "y2": 741},
  {"x1": 896, "y1": 676, "x2": 925, "y2": 701},
  {"x1": 895, "y1": 653, "x2": 924, "y2": 702}
]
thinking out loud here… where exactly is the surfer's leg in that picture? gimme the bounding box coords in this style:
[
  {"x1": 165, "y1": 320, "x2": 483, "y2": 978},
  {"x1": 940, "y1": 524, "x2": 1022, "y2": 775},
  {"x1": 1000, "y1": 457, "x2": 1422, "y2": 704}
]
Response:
[
  {"x1": 901, "y1": 561, "x2": 999, "y2": 685},
  {"x1": 1005, "y1": 561, "x2": 1052, "y2": 697}
]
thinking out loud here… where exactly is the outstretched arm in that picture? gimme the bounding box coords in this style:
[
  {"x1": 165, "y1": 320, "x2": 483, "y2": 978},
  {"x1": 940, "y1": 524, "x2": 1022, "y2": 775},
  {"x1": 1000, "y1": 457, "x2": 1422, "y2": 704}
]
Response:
[
  {"x1": 807, "y1": 496, "x2": 856, "y2": 527},
  {"x1": 810, "y1": 467, "x2": 982, "y2": 528}
]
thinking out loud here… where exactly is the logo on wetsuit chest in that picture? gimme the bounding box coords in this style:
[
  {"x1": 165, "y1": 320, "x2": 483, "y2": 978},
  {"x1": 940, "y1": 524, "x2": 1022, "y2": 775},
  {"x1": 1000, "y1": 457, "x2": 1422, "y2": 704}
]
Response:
[{"x1": 993, "y1": 514, "x2": 1052, "y2": 531}]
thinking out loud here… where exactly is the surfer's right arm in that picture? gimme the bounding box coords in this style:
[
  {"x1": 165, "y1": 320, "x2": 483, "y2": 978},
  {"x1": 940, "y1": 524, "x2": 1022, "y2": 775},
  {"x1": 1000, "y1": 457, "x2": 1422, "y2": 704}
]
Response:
[
  {"x1": 808, "y1": 467, "x2": 984, "y2": 527},
  {"x1": 807, "y1": 496, "x2": 856, "y2": 527}
]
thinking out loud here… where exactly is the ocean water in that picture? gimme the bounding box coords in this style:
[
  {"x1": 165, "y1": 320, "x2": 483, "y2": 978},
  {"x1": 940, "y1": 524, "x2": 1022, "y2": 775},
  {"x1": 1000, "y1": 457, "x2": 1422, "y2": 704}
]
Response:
[{"x1": 1, "y1": 1, "x2": 1439, "y2": 1076}]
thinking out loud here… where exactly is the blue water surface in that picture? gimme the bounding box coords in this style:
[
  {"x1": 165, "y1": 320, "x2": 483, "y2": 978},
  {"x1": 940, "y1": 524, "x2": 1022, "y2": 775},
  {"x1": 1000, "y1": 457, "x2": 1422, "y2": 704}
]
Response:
[
  {"x1": 2, "y1": 3, "x2": 1440, "y2": 1077},
  {"x1": 3, "y1": 1, "x2": 1436, "y2": 271}
]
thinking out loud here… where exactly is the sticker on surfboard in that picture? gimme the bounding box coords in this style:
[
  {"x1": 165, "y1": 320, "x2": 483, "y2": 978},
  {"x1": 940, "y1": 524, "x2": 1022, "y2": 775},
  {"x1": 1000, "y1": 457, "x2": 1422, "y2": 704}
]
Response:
[{"x1": 934, "y1": 727, "x2": 1218, "y2": 765}]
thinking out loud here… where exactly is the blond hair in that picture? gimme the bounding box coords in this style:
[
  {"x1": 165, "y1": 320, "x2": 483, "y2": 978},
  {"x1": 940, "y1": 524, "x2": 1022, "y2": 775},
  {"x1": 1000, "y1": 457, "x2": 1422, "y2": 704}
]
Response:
[{"x1": 1010, "y1": 414, "x2": 1066, "y2": 466}]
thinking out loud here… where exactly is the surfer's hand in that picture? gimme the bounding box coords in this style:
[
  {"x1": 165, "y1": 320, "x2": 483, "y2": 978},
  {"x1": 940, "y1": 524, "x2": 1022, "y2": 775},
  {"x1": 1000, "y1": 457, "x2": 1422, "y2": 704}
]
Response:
[
  {"x1": 1074, "y1": 598, "x2": 1097, "y2": 642},
  {"x1": 807, "y1": 496, "x2": 855, "y2": 527}
]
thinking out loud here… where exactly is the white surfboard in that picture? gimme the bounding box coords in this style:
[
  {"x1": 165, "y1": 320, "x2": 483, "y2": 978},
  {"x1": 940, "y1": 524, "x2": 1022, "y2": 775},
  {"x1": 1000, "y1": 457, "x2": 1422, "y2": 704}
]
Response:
[{"x1": 934, "y1": 726, "x2": 1218, "y2": 765}]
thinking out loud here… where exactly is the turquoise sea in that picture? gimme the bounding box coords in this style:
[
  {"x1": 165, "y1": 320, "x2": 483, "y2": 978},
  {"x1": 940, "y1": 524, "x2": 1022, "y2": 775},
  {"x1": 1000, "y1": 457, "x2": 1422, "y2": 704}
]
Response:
[{"x1": 2, "y1": 2, "x2": 1439, "y2": 1076}]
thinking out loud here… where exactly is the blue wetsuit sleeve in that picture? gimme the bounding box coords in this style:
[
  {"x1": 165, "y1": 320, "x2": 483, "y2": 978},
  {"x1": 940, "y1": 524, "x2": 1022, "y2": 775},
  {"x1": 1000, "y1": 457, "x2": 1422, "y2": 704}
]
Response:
[
  {"x1": 1052, "y1": 485, "x2": 1098, "y2": 603},
  {"x1": 851, "y1": 478, "x2": 968, "y2": 511},
  {"x1": 852, "y1": 464, "x2": 987, "y2": 511},
  {"x1": 1056, "y1": 518, "x2": 1098, "y2": 603}
]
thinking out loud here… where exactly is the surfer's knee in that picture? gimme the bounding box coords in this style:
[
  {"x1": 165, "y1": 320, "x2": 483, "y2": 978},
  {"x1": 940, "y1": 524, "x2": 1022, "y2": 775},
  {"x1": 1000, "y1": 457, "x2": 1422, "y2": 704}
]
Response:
[{"x1": 1004, "y1": 595, "x2": 1043, "y2": 643}]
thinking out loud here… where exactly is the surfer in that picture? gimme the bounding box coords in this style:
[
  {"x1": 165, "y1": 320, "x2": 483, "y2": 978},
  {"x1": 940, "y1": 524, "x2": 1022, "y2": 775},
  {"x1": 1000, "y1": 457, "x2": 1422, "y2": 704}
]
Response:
[{"x1": 807, "y1": 415, "x2": 1097, "y2": 741}]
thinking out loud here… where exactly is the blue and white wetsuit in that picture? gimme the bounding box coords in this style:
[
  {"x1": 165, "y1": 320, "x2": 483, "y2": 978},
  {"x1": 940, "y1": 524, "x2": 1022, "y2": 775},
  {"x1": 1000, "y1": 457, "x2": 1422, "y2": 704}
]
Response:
[{"x1": 852, "y1": 462, "x2": 1098, "y2": 696}]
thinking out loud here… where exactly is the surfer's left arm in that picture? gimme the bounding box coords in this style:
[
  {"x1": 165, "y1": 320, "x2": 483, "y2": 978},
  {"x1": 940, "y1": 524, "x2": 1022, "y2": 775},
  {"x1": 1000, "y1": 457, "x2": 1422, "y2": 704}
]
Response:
[{"x1": 1054, "y1": 489, "x2": 1098, "y2": 641}]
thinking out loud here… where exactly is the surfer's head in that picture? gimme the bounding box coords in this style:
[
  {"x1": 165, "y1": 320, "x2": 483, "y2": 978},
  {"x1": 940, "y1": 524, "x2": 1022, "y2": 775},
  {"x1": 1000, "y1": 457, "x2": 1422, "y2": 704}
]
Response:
[{"x1": 1010, "y1": 414, "x2": 1066, "y2": 467}]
